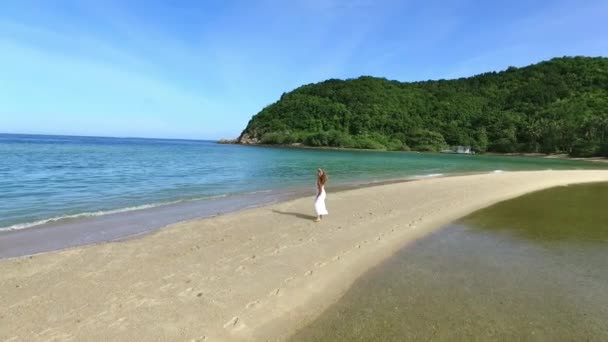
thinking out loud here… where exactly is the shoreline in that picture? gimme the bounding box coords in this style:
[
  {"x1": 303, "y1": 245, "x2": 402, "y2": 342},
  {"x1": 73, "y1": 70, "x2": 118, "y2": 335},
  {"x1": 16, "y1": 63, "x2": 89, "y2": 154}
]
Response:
[
  {"x1": 2, "y1": 171, "x2": 608, "y2": 341},
  {"x1": 4, "y1": 137, "x2": 608, "y2": 260},
  {"x1": 0, "y1": 172, "x2": 460, "y2": 260},
  {"x1": 224, "y1": 141, "x2": 608, "y2": 163},
  {"x1": 0, "y1": 188, "x2": 304, "y2": 259}
]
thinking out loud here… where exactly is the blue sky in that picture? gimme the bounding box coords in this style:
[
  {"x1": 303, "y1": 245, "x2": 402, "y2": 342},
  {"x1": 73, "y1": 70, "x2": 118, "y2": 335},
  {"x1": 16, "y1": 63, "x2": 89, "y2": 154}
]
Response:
[{"x1": 1, "y1": 0, "x2": 607, "y2": 140}]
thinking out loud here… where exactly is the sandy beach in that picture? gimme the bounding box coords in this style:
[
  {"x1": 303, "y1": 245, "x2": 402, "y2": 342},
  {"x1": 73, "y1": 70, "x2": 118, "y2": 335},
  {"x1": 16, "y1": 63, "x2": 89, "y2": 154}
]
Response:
[{"x1": 2, "y1": 170, "x2": 608, "y2": 341}]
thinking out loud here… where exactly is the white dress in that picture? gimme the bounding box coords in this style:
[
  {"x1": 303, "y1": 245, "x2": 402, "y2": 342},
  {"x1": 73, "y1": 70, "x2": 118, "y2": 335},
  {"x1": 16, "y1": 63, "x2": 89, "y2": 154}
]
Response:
[{"x1": 314, "y1": 184, "x2": 328, "y2": 216}]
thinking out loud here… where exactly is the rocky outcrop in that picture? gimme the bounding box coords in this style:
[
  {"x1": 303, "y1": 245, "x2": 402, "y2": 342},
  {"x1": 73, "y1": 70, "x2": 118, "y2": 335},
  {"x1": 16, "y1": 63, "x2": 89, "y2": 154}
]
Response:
[
  {"x1": 217, "y1": 139, "x2": 237, "y2": 144},
  {"x1": 237, "y1": 132, "x2": 259, "y2": 145}
]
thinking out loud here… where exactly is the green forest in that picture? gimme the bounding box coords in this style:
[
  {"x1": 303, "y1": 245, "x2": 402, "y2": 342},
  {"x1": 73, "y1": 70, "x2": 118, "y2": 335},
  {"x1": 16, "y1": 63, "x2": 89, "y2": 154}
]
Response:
[{"x1": 236, "y1": 57, "x2": 608, "y2": 157}]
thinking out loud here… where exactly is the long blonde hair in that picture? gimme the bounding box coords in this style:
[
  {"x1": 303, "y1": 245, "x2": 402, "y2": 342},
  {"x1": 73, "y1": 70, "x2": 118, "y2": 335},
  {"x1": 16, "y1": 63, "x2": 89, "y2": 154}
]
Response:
[{"x1": 317, "y1": 168, "x2": 328, "y2": 186}]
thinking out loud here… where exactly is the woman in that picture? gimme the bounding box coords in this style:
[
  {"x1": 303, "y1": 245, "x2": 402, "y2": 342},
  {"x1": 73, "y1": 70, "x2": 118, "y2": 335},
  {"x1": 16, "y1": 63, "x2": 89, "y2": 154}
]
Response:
[{"x1": 314, "y1": 168, "x2": 329, "y2": 222}]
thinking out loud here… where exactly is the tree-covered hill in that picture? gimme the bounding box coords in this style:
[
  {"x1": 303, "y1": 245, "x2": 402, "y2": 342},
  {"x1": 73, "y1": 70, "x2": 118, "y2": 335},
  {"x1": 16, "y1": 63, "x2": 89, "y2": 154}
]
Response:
[{"x1": 236, "y1": 57, "x2": 608, "y2": 157}]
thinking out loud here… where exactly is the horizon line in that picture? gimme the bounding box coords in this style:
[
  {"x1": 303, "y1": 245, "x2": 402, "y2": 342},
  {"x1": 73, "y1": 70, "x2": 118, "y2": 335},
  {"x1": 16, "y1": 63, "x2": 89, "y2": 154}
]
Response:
[{"x1": 0, "y1": 132, "x2": 218, "y2": 142}]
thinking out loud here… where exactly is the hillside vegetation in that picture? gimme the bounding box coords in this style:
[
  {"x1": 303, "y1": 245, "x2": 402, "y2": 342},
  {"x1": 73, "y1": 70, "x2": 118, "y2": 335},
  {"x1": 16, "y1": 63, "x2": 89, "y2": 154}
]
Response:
[{"x1": 237, "y1": 57, "x2": 608, "y2": 157}]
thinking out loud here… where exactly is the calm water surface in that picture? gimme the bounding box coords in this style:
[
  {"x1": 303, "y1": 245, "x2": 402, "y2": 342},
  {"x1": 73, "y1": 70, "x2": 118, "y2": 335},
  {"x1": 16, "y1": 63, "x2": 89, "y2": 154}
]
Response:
[
  {"x1": 1, "y1": 133, "x2": 607, "y2": 231},
  {"x1": 291, "y1": 183, "x2": 608, "y2": 341}
]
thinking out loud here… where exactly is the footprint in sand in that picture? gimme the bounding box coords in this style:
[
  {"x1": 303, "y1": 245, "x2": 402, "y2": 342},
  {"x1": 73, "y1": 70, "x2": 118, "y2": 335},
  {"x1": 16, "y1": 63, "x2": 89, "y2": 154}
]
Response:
[
  {"x1": 305, "y1": 270, "x2": 313, "y2": 276},
  {"x1": 314, "y1": 261, "x2": 327, "y2": 268},
  {"x1": 159, "y1": 283, "x2": 176, "y2": 291},
  {"x1": 162, "y1": 273, "x2": 176, "y2": 281},
  {"x1": 246, "y1": 300, "x2": 259, "y2": 309},
  {"x1": 269, "y1": 288, "x2": 282, "y2": 296},
  {"x1": 242, "y1": 255, "x2": 256, "y2": 261},
  {"x1": 108, "y1": 317, "x2": 127, "y2": 328},
  {"x1": 284, "y1": 276, "x2": 294, "y2": 283},
  {"x1": 178, "y1": 287, "x2": 194, "y2": 297},
  {"x1": 332, "y1": 255, "x2": 341, "y2": 261},
  {"x1": 235, "y1": 265, "x2": 246, "y2": 272},
  {"x1": 223, "y1": 316, "x2": 239, "y2": 329}
]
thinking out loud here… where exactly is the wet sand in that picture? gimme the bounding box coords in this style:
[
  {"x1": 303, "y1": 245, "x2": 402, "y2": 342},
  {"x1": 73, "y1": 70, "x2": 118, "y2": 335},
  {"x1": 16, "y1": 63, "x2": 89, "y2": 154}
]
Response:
[
  {"x1": 0, "y1": 179, "x2": 415, "y2": 259},
  {"x1": 2, "y1": 171, "x2": 608, "y2": 341},
  {"x1": 0, "y1": 189, "x2": 301, "y2": 259}
]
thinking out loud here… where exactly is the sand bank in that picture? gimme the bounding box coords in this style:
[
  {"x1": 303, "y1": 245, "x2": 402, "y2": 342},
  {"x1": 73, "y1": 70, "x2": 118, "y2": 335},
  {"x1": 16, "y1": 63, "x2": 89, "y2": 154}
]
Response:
[{"x1": 2, "y1": 170, "x2": 608, "y2": 341}]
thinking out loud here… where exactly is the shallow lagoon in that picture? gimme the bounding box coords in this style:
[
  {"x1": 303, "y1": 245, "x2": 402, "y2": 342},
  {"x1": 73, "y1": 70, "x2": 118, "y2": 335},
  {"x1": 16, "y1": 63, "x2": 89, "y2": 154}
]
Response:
[{"x1": 291, "y1": 182, "x2": 608, "y2": 341}]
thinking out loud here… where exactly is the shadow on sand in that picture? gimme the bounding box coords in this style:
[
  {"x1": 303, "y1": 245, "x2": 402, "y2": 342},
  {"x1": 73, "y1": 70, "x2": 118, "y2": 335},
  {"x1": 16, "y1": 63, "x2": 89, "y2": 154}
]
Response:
[{"x1": 272, "y1": 210, "x2": 317, "y2": 221}]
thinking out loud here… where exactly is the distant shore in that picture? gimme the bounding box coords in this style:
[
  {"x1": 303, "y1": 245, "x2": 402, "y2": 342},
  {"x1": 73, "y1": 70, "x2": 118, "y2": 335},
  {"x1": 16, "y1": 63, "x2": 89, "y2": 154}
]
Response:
[
  {"x1": 2, "y1": 170, "x2": 608, "y2": 341},
  {"x1": 487, "y1": 152, "x2": 608, "y2": 163},
  {"x1": 219, "y1": 140, "x2": 608, "y2": 162}
]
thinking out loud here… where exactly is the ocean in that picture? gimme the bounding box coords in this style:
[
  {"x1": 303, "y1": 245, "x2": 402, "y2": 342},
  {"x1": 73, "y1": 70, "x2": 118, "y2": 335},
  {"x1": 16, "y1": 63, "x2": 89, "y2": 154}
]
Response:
[{"x1": 1, "y1": 133, "x2": 607, "y2": 254}]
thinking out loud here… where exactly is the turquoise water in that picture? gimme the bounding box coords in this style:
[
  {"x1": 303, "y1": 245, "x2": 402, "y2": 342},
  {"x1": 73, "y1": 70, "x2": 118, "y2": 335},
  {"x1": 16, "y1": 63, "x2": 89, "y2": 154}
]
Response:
[{"x1": 1, "y1": 133, "x2": 607, "y2": 231}]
